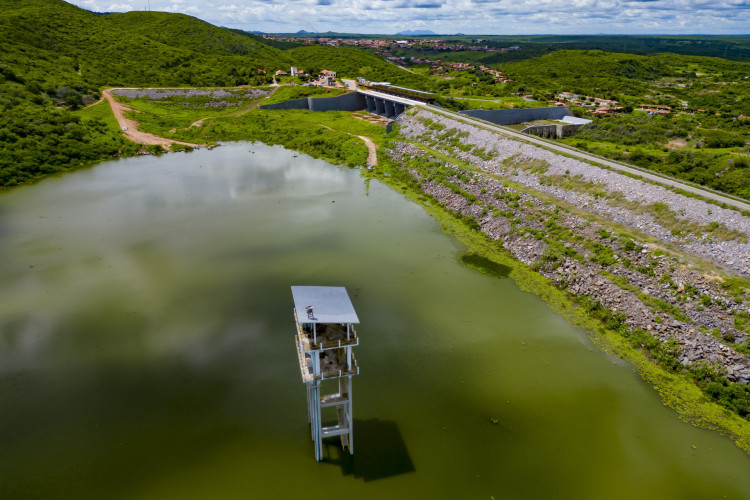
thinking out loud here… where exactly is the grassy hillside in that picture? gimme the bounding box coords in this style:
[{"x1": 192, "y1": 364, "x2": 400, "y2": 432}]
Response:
[
  {"x1": 499, "y1": 50, "x2": 750, "y2": 114},
  {"x1": 0, "y1": 0, "x2": 294, "y2": 188},
  {"x1": 1, "y1": 0, "x2": 292, "y2": 90}
]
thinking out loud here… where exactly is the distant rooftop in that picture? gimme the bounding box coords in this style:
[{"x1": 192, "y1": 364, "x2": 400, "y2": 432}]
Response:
[{"x1": 291, "y1": 286, "x2": 359, "y2": 324}]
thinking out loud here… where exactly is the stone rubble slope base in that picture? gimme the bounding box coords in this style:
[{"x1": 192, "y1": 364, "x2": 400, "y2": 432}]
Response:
[{"x1": 392, "y1": 108, "x2": 750, "y2": 385}]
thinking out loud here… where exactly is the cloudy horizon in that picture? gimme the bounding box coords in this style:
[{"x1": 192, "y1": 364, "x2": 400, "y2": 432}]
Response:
[{"x1": 65, "y1": 0, "x2": 750, "y2": 35}]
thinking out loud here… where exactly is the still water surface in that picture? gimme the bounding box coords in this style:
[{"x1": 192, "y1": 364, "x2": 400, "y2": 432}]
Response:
[{"x1": 1, "y1": 142, "x2": 749, "y2": 499}]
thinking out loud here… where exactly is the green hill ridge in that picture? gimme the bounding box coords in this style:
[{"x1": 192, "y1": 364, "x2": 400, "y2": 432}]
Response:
[{"x1": 0, "y1": 0, "x2": 433, "y2": 188}]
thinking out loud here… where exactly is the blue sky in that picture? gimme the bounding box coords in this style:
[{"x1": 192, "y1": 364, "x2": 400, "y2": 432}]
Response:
[{"x1": 67, "y1": 0, "x2": 750, "y2": 35}]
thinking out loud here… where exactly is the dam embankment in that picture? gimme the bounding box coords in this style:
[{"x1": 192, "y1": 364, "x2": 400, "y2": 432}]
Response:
[{"x1": 393, "y1": 108, "x2": 750, "y2": 394}]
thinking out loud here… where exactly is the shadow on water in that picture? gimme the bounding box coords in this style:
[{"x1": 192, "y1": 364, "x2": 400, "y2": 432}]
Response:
[
  {"x1": 459, "y1": 253, "x2": 511, "y2": 279},
  {"x1": 322, "y1": 418, "x2": 415, "y2": 482}
]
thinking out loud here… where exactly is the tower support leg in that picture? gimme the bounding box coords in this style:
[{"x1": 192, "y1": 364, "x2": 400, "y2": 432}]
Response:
[{"x1": 314, "y1": 382, "x2": 322, "y2": 461}]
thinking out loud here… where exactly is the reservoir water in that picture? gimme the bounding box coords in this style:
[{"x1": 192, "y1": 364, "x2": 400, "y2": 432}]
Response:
[{"x1": 1, "y1": 142, "x2": 749, "y2": 499}]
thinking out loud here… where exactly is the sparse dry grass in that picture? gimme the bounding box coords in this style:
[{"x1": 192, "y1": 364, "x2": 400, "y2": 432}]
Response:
[{"x1": 607, "y1": 195, "x2": 748, "y2": 243}]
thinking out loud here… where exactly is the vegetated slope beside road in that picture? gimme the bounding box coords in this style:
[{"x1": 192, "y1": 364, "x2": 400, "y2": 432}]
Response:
[
  {"x1": 438, "y1": 108, "x2": 750, "y2": 213},
  {"x1": 405, "y1": 108, "x2": 750, "y2": 276}
]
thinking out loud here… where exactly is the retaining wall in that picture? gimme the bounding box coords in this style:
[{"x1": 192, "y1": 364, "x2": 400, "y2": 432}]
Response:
[
  {"x1": 459, "y1": 107, "x2": 572, "y2": 125},
  {"x1": 260, "y1": 92, "x2": 367, "y2": 112},
  {"x1": 307, "y1": 92, "x2": 367, "y2": 112},
  {"x1": 259, "y1": 97, "x2": 309, "y2": 111}
]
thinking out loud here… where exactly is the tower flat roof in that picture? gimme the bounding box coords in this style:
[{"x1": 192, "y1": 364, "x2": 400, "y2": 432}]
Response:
[{"x1": 291, "y1": 286, "x2": 359, "y2": 324}]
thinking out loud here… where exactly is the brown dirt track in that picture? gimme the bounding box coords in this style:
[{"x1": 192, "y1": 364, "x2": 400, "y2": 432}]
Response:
[{"x1": 102, "y1": 89, "x2": 199, "y2": 150}]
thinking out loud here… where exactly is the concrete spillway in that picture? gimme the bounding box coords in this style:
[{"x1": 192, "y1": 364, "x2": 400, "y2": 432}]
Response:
[{"x1": 260, "y1": 89, "x2": 416, "y2": 120}]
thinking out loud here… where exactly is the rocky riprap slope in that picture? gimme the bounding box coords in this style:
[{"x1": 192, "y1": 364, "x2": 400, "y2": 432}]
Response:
[
  {"x1": 112, "y1": 88, "x2": 269, "y2": 107},
  {"x1": 390, "y1": 109, "x2": 750, "y2": 385}
]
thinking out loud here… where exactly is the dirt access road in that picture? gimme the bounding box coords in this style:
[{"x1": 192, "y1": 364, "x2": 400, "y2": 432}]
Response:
[
  {"x1": 319, "y1": 122, "x2": 378, "y2": 166},
  {"x1": 102, "y1": 89, "x2": 199, "y2": 150},
  {"x1": 358, "y1": 135, "x2": 378, "y2": 165}
]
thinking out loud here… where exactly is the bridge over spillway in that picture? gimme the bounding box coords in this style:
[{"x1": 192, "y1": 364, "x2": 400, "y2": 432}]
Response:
[
  {"x1": 259, "y1": 88, "x2": 428, "y2": 120},
  {"x1": 356, "y1": 88, "x2": 424, "y2": 120}
]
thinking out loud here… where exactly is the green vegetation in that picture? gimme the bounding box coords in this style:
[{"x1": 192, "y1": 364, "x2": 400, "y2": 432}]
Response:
[
  {"x1": 452, "y1": 97, "x2": 525, "y2": 110},
  {"x1": 0, "y1": 98, "x2": 140, "y2": 187},
  {"x1": 563, "y1": 113, "x2": 750, "y2": 201},
  {"x1": 398, "y1": 47, "x2": 750, "y2": 202},
  {"x1": 575, "y1": 294, "x2": 683, "y2": 371},
  {"x1": 690, "y1": 363, "x2": 750, "y2": 417},
  {"x1": 201, "y1": 112, "x2": 380, "y2": 167},
  {"x1": 0, "y1": 0, "x2": 428, "y2": 189},
  {"x1": 0, "y1": 0, "x2": 281, "y2": 187},
  {"x1": 498, "y1": 50, "x2": 749, "y2": 108},
  {"x1": 107, "y1": 88, "x2": 387, "y2": 165},
  {"x1": 638, "y1": 294, "x2": 690, "y2": 322}
]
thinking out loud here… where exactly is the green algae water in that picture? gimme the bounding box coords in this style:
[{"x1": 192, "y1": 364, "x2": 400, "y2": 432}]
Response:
[{"x1": 1, "y1": 142, "x2": 750, "y2": 499}]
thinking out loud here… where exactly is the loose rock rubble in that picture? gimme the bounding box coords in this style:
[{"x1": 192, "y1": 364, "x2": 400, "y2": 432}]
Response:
[
  {"x1": 112, "y1": 88, "x2": 269, "y2": 106},
  {"x1": 113, "y1": 88, "x2": 269, "y2": 99},
  {"x1": 389, "y1": 110, "x2": 750, "y2": 385}
]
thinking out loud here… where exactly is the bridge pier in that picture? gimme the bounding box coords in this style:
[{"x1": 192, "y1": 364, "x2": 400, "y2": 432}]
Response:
[
  {"x1": 365, "y1": 96, "x2": 376, "y2": 113},
  {"x1": 384, "y1": 100, "x2": 395, "y2": 119},
  {"x1": 375, "y1": 98, "x2": 385, "y2": 116}
]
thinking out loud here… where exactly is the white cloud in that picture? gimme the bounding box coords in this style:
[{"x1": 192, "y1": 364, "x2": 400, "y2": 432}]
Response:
[
  {"x1": 64, "y1": 0, "x2": 750, "y2": 33},
  {"x1": 107, "y1": 3, "x2": 134, "y2": 10}
]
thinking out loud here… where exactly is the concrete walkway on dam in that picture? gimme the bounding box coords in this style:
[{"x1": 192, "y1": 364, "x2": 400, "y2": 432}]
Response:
[{"x1": 420, "y1": 104, "x2": 750, "y2": 213}]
